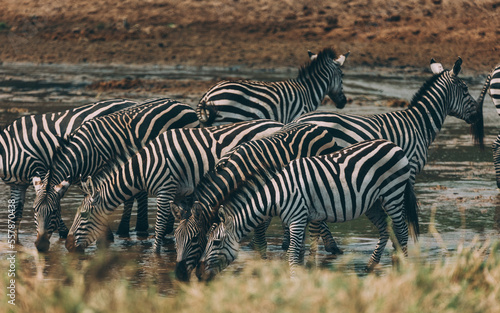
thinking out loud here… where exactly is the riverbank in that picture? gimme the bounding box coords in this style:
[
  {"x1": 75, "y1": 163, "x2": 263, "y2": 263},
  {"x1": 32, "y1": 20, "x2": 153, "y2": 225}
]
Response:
[{"x1": 1, "y1": 0, "x2": 499, "y2": 73}]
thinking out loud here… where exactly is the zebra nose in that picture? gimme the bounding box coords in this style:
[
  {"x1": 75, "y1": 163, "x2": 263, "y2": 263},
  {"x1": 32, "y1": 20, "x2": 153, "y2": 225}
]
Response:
[
  {"x1": 65, "y1": 234, "x2": 76, "y2": 252},
  {"x1": 175, "y1": 260, "x2": 190, "y2": 282},
  {"x1": 35, "y1": 232, "x2": 51, "y2": 252},
  {"x1": 195, "y1": 261, "x2": 206, "y2": 281}
]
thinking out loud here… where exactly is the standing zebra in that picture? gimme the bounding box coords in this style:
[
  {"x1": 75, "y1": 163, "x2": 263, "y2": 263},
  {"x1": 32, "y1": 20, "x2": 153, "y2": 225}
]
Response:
[
  {"x1": 290, "y1": 57, "x2": 480, "y2": 253},
  {"x1": 196, "y1": 139, "x2": 420, "y2": 281},
  {"x1": 173, "y1": 122, "x2": 339, "y2": 281},
  {"x1": 33, "y1": 98, "x2": 200, "y2": 252},
  {"x1": 196, "y1": 48, "x2": 349, "y2": 126},
  {"x1": 0, "y1": 99, "x2": 138, "y2": 241},
  {"x1": 63, "y1": 120, "x2": 284, "y2": 253},
  {"x1": 475, "y1": 64, "x2": 500, "y2": 187}
]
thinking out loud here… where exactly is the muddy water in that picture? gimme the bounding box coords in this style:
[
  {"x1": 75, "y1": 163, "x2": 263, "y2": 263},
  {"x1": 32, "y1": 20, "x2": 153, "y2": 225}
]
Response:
[{"x1": 0, "y1": 63, "x2": 498, "y2": 292}]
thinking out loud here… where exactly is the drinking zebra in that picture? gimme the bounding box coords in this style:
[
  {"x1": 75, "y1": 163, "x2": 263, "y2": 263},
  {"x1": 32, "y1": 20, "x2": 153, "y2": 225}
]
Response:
[
  {"x1": 289, "y1": 57, "x2": 480, "y2": 253},
  {"x1": 0, "y1": 99, "x2": 138, "y2": 241},
  {"x1": 475, "y1": 64, "x2": 500, "y2": 186},
  {"x1": 173, "y1": 57, "x2": 480, "y2": 279},
  {"x1": 33, "y1": 98, "x2": 199, "y2": 252},
  {"x1": 63, "y1": 120, "x2": 284, "y2": 254},
  {"x1": 196, "y1": 48, "x2": 349, "y2": 126},
  {"x1": 173, "y1": 122, "x2": 339, "y2": 281},
  {"x1": 196, "y1": 139, "x2": 420, "y2": 280}
]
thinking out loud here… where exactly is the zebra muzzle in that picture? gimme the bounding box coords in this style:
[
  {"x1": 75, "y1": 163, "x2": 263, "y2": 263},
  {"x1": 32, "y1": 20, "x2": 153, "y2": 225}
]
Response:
[
  {"x1": 65, "y1": 234, "x2": 85, "y2": 253},
  {"x1": 35, "y1": 232, "x2": 51, "y2": 252},
  {"x1": 175, "y1": 260, "x2": 191, "y2": 282}
]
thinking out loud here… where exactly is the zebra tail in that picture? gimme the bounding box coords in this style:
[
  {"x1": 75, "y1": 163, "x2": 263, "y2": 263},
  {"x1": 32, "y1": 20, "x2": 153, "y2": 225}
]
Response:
[
  {"x1": 404, "y1": 182, "x2": 420, "y2": 241},
  {"x1": 471, "y1": 74, "x2": 489, "y2": 150},
  {"x1": 196, "y1": 100, "x2": 218, "y2": 126}
]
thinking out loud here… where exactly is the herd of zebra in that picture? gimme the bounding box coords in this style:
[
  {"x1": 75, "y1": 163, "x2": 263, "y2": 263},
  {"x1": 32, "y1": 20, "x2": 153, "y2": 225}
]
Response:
[{"x1": 2, "y1": 47, "x2": 499, "y2": 281}]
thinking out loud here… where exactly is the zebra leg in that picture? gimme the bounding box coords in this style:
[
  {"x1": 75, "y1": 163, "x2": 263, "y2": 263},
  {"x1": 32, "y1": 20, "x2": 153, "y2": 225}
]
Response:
[
  {"x1": 287, "y1": 218, "x2": 308, "y2": 274},
  {"x1": 248, "y1": 217, "x2": 272, "y2": 259},
  {"x1": 152, "y1": 190, "x2": 175, "y2": 253},
  {"x1": 364, "y1": 205, "x2": 390, "y2": 271},
  {"x1": 96, "y1": 225, "x2": 115, "y2": 249},
  {"x1": 57, "y1": 216, "x2": 69, "y2": 239},
  {"x1": 308, "y1": 221, "x2": 343, "y2": 256},
  {"x1": 116, "y1": 197, "x2": 134, "y2": 238},
  {"x1": 9, "y1": 185, "x2": 27, "y2": 243},
  {"x1": 134, "y1": 191, "x2": 149, "y2": 237},
  {"x1": 281, "y1": 222, "x2": 290, "y2": 251}
]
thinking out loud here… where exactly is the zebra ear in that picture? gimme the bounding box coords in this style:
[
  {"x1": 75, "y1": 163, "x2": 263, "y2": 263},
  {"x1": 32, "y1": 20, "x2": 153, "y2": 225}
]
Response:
[
  {"x1": 430, "y1": 58, "x2": 444, "y2": 74},
  {"x1": 218, "y1": 205, "x2": 226, "y2": 223},
  {"x1": 452, "y1": 57, "x2": 462, "y2": 76},
  {"x1": 54, "y1": 180, "x2": 70, "y2": 197},
  {"x1": 192, "y1": 200, "x2": 202, "y2": 219},
  {"x1": 308, "y1": 50, "x2": 317, "y2": 61},
  {"x1": 171, "y1": 201, "x2": 190, "y2": 220},
  {"x1": 33, "y1": 176, "x2": 43, "y2": 193},
  {"x1": 80, "y1": 176, "x2": 96, "y2": 197},
  {"x1": 335, "y1": 51, "x2": 350, "y2": 66}
]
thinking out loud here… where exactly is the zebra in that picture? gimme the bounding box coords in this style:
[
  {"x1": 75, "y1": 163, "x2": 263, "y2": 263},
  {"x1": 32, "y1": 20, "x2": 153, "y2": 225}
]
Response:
[
  {"x1": 474, "y1": 64, "x2": 500, "y2": 187},
  {"x1": 196, "y1": 139, "x2": 420, "y2": 281},
  {"x1": 173, "y1": 122, "x2": 340, "y2": 281},
  {"x1": 32, "y1": 98, "x2": 200, "y2": 252},
  {"x1": 196, "y1": 48, "x2": 349, "y2": 126},
  {"x1": 0, "y1": 99, "x2": 139, "y2": 242},
  {"x1": 285, "y1": 57, "x2": 480, "y2": 253},
  {"x1": 173, "y1": 57, "x2": 480, "y2": 280},
  {"x1": 63, "y1": 120, "x2": 284, "y2": 254}
]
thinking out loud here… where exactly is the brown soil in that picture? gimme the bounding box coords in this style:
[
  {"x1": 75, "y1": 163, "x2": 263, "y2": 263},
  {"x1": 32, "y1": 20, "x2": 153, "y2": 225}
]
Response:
[{"x1": 0, "y1": 0, "x2": 499, "y2": 73}]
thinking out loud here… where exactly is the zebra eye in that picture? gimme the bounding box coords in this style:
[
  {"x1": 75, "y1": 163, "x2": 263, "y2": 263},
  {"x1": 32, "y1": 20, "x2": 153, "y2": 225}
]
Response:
[
  {"x1": 191, "y1": 235, "x2": 198, "y2": 243},
  {"x1": 80, "y1": 211, "x2": 90, "y2": 219},
  {"x1": 213, "y1": 239, "x2": 222, "y2": 246}
]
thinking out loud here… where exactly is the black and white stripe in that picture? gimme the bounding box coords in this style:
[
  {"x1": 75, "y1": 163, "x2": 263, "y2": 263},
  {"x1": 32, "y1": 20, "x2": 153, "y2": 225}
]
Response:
[
  {"x1": 173, "y1": 122, "x2": 339, "y2": 280},
  {"x1": 0, "y1": 99, "x2": 138, "y2": 241},
  {"x1": 197, "y1": 48, "x2": 349, "y2": 126},
  {"x1": 293, "y1": 57, "x2": 480, "y2": 252},
  {"x1": 63, "y1": 120, "x2": 283, "y2": 257},
  {"x1": 197, "y1": 139, "x2": 419, "y2": 280},
  {"x1": 476, "y1": 65, "x2": 500, "y2": 187},
  {"x1": 33, "y1": 98, "x2": 200, "y2": 251}
]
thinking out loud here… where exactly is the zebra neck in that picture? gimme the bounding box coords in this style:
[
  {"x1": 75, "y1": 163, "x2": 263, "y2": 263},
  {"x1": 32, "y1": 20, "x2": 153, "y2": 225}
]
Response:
[
  {"x1": 405, "y1": 87, "x2": 448, "y2": 145},
  {"x1": 294, "y1": 76, "x2": 328, "y2": 108}
]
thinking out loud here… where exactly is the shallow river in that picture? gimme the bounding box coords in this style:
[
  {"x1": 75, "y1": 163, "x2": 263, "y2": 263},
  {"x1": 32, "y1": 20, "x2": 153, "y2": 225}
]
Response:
[{"x1": 0, "y1": 63, "x2": 498, "y2": 293}]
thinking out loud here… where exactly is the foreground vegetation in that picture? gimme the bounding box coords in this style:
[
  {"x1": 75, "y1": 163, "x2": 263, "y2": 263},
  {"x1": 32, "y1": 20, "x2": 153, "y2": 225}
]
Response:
[{"x1": 2, "y1": 238, "x2": 500, "y2": 313}]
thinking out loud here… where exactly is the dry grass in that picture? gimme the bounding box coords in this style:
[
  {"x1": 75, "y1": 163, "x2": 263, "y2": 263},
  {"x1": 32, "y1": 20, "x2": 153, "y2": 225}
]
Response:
[{"x1": 2, "y1": 239, "x2": 500, "y2": 313}]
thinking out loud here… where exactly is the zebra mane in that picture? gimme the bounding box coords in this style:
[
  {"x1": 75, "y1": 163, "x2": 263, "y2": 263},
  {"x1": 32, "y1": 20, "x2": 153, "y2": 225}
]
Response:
[
  {"x1": 408, "y1": 71, "x2": 446, "y2": 108},
  {"x1": 297, "y1": 47, "x2": 338, "y2": 80}
]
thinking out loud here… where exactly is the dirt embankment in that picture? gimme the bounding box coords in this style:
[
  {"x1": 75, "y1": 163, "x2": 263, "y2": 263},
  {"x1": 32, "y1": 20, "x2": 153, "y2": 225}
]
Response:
[{"x1": 0, "y1": 0, "x2": 499, "y2": 73}]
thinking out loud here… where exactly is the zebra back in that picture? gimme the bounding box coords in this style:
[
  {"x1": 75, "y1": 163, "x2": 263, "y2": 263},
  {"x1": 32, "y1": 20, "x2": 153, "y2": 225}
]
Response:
[
  {"x1": 196, "y1": 48, "x2": 349, "y2": 126},
  {"x1": 0, "y1": 99, "x2": 138, "y2": 184}
]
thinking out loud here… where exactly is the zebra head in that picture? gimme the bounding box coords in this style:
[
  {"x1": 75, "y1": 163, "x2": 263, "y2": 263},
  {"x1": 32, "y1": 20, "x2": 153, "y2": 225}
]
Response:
[
  {"x1": 429, "y1": 57, "x2": 480, "y2": 125},
  {"x1": 196, "y1": 206, "x2": 239, "y2": 281},
  {"x1": 33, "y1": 174, "x2": 70, "y2": 252},
  {"x1": 302, "y1": 48, "x2": 350, "y2": 109},
  {"x1": 65, "y1": 177, "x2": 106, "y2": 252},
  {"x1": 173, "y1": 201, "x2": 209, "y2": 282}
]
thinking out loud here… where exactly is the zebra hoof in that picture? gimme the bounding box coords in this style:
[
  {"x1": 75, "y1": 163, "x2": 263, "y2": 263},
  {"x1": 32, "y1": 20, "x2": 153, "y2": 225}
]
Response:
[
  {"x1": 325, "y1": 245, "x2": 344, "y2": 255},
  {"x1": 116, "y1": 230, "x2": 131, "y2": 238},
  {"x1": 136, "y1": 230, "x2": 149, "y2": 238},
  {"x1": 58, "y1": 229, "x2": 69, "y2": 239}
]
